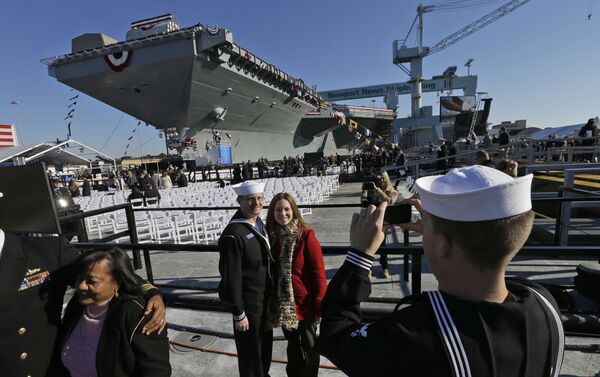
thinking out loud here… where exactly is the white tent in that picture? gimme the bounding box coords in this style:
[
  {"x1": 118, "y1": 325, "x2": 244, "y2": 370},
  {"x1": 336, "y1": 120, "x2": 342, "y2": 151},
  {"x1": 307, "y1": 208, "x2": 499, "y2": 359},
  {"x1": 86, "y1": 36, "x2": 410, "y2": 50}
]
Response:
[{"x1": 0, "y1": 139, "x2": 115, "y2": 168}]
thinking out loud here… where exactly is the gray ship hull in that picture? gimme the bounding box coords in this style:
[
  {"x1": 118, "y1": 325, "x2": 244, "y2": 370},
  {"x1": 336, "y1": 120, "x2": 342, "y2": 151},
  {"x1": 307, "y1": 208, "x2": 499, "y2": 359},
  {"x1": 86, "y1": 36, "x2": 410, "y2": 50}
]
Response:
[{"x1": 45, "y1": 25, "x2": 343, "y2": 161}]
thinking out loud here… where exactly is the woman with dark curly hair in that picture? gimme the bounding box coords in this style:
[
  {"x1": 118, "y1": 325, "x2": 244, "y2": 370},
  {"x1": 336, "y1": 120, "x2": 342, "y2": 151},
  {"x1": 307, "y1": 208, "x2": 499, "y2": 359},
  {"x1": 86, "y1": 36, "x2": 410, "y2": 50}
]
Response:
[
  {"x1": 266, "y1": 193, "x2": 327, "y2": 377},
  {"x1": 56, "y1": 247, "x2": 171, "y2": 377}
]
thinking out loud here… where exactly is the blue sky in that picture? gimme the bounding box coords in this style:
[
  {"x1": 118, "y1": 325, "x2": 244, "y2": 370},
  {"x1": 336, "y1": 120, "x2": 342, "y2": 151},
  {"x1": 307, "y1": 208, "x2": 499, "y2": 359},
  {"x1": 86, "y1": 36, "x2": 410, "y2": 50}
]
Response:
[{"x1": 1, "y1": 0, "x2": 598, "y2": 157}]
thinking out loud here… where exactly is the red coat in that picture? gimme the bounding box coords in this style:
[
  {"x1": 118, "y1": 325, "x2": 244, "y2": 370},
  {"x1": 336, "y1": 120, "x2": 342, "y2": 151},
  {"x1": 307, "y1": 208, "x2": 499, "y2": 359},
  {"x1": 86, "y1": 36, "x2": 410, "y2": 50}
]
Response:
[{"x1": 273, "y1": 228, "x2": 327, "y2": 321}]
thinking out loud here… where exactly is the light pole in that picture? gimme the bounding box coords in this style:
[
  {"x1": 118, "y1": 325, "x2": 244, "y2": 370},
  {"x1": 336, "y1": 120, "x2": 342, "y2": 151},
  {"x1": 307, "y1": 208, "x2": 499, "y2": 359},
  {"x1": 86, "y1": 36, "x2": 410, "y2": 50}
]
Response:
[
  {"x1": 464, "y1": 58, "x2": 474, "y2": 76},
  {"x1": 10, "y1": 100, "x2": 24, "y2": 145}
]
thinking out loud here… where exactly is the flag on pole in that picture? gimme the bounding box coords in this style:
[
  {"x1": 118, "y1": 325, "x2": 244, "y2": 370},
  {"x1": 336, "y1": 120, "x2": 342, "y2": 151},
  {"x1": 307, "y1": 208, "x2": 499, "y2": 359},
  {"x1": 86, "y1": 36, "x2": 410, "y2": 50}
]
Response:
[{"x1": 0, "y1": 124, "x2": 17, "y2": 147}]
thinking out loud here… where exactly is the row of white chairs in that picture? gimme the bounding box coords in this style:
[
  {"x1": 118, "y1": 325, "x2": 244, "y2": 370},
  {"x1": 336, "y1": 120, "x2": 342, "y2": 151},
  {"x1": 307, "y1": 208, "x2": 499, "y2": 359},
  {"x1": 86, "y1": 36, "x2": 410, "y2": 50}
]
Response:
[
  {"x1": 76, "y1": 176, "x2": 338, "y2": 211},
  {"x1": 86, "y1": 210, "x2": 233, "y2": 245},
  {"x1": 78, "y1": 176, "x2": 339, "y2": 244}
]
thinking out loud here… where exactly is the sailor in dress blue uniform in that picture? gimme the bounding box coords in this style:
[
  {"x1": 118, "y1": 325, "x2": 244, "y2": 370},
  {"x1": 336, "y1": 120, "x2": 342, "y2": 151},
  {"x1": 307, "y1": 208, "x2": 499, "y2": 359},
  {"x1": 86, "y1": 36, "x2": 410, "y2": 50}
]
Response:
[{"x1": 318, "y1": 166, "x2": 564, "y2": 377}]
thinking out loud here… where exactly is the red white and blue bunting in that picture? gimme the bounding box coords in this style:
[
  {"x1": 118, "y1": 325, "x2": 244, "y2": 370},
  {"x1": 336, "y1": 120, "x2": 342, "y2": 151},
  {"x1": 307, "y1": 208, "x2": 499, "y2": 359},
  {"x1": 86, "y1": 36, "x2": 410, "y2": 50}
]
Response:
[{"x1": 104, "y1": 50, "x2": 133, "y2": 72}]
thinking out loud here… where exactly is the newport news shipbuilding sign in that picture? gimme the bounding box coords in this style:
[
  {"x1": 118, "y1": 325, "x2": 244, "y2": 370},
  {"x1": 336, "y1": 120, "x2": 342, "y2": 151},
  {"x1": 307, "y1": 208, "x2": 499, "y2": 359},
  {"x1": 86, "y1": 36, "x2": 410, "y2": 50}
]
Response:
[{"x1": 318, "y1": 76, "x2": 477, "y2": 101}]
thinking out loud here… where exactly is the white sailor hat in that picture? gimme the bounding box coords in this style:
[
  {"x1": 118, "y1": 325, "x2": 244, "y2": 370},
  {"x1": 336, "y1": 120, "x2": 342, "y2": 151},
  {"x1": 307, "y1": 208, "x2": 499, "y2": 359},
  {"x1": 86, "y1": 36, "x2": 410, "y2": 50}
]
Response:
[
  {"x1": 232, "y1": 181, "x2": 265, "y2": 196},
  {"x1": 415, "y1": 165, "x2": 533, "y2": 221}
]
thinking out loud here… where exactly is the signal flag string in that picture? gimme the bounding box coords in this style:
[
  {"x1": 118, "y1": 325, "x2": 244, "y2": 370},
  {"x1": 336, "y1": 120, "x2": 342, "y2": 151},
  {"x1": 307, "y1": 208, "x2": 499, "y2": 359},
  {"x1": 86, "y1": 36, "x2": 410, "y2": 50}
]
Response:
[
  {"x1": 65, "y1": 94, "x2": 78, "y2": 139},
  {"x1": 123, "y1": 120, "x2": 141, "y2": 156}
]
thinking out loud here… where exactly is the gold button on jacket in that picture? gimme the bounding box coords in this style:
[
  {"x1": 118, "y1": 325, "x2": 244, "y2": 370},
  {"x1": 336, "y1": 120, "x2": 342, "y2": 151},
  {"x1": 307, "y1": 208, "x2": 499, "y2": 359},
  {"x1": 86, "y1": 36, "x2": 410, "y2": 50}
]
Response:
[
  {"x1": 18, "y1": 327, "x2": 26, "y2": 335},
  {"x1": 20, "y1": 352, "x2": 28, "y2": 360}
]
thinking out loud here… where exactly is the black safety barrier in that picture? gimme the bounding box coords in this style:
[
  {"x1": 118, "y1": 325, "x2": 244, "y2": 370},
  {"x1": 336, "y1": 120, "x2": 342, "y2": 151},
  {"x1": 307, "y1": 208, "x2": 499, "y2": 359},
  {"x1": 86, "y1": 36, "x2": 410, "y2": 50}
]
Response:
[
  {"x1": 72, "y1": 241, "x2": 600, "y2": 300},
  {"x1": 58, "y1": 203, "x2": 142, "y2": 267},
  {"x1": 63, "y1": 189, "x2": 600, "y2": 290},
  {"x1": 553, "y1": 186, "x2": 600, "y2": 248},
  {"x1": 72, "y1": 241, "x2": 425, "y2": 293}
]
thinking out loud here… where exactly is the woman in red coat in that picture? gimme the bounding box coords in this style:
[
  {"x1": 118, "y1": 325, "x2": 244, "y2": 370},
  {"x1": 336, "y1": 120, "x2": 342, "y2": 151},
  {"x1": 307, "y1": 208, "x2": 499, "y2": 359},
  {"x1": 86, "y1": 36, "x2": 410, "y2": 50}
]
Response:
[{"x1": 266, "y1": 192, "x2": 327, "y2": 377}]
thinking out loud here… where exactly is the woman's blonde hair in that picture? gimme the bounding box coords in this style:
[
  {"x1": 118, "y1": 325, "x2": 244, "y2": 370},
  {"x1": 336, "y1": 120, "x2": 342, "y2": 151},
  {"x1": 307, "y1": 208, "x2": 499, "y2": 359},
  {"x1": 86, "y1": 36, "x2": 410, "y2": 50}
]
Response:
[{"x1": 379, "y1": 171, "x2": 394, "y2": 191}]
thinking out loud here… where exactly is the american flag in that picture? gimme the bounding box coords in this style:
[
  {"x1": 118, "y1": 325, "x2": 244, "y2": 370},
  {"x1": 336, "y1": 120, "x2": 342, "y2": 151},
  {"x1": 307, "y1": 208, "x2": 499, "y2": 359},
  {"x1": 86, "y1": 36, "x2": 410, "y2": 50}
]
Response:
[{"x1": 0, "y1": 124, "x2": 17, "y2": 147}]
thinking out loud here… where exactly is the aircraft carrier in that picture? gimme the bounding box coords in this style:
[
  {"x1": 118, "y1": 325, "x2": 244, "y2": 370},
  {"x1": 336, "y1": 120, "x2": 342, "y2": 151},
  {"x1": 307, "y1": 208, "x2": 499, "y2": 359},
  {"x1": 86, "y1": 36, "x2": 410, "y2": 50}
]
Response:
[{"x1": 41, "y1": 14, "x2": 392, "y2": 162}]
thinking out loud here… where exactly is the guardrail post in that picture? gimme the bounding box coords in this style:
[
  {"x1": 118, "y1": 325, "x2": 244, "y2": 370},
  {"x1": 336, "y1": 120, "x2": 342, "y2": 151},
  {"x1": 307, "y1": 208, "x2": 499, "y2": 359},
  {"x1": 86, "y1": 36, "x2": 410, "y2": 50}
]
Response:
[
  {"x1": 72, "y1": 216, "x2": 89, "y2": 242},
  {"x1": 559, "y1": 172, "x2": 575, "y2": 246},
  {"x1": 411, "y1": 251, "x2": 421, "y2": 294},
  {"x1": 125, "y1": 205, "x2": 142, "y2": 269},
  {"x1": 553, "y1": 189, "x2": 564, "y2": 245},
  {"x1": 142, "y1": 246, "x2": 154, "y2": 284},
  {"x1": 527, "y1": 142, "x2": 534, "y2": 165},
  {"x1": 403, "y1": 229, "x2": 410, "y2": 282}
]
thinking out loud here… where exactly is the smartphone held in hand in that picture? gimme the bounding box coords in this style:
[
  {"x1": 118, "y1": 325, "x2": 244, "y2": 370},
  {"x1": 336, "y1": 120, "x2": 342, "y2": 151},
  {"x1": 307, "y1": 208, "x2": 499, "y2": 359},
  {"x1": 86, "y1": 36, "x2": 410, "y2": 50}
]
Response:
[{"x1": 383, "y1": 204, "x2": 412, "y2": 225}]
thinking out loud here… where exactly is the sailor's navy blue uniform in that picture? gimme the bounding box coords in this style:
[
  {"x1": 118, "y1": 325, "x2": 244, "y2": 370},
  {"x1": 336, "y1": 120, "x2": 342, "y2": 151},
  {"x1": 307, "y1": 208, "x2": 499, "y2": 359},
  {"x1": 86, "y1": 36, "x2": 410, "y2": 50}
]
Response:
[
  {"x1": 317, "y1": 250, "x2": 565, "y2": 377},
  {"x1": 218, "y1": 210, "x2": 275, "y2": 377}
]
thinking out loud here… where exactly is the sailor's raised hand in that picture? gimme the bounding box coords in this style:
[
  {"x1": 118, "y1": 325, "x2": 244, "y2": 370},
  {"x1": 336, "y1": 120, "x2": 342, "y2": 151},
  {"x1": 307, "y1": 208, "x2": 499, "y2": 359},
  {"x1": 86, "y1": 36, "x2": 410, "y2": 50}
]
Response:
[
  {"x1": 398, "y1": 198, "x2": 423, "y2": 235},
  {"x1": 350, "y1": 201, "x2": 387, "y2": 256}
]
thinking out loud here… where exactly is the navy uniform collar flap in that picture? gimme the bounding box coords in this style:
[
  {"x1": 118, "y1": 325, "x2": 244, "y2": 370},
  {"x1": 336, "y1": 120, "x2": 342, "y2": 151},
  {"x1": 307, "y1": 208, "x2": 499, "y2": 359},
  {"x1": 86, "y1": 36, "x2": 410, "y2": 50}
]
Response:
[{"x1": 229, "y1": 217, "x2": 270, "y2": 250}]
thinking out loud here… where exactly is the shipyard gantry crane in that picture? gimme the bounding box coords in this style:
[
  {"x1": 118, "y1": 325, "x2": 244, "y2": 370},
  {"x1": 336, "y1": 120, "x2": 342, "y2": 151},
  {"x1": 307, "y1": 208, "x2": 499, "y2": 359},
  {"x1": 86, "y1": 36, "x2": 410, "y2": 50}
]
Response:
[{"x1": 394, "y1": 0, "x2": 532, "y2": 117}]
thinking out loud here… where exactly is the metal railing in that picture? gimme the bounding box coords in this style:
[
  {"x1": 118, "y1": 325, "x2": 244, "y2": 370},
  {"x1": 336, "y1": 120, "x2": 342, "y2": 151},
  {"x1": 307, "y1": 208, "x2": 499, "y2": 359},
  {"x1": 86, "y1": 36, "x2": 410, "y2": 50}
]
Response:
[
  {"x1": 63, "y1": 193, "x2": 600, "y2": 298},
  {"x1": 70, "y1": 240, "x2": 600, "y2": 309},
  {"x1": 387, "y1": 138, "x2": 600, "y2": 179},
  {"x1": 40, "y1": 24, "x2": 203, "y2": 66}
]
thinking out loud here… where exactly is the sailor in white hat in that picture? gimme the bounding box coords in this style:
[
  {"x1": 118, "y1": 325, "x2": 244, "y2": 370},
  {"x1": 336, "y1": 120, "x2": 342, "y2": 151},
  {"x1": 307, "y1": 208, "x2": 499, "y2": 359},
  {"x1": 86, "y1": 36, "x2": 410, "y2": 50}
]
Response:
[
  {"x1": 318, "y1": 165, "x2": 564, "y2": 377},
  {"x1": 415, "y1": 164, "x2": 533, "y2": 221},
  {"x1": 218, "y1": 180, "x2": 276, "y2": 377},
  {"x1": 231, "y1": 180, "x2": 266, "y2": 199}
]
